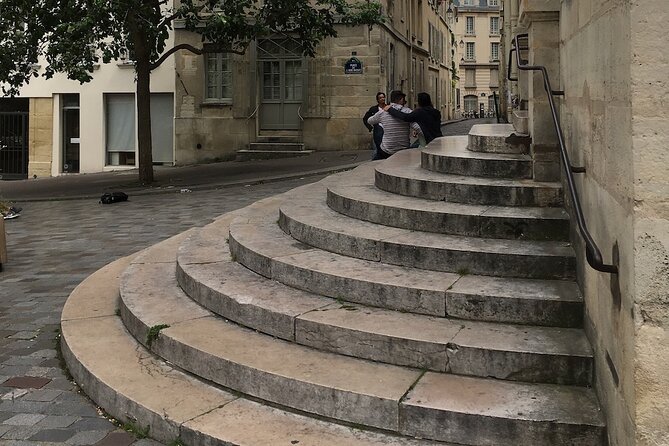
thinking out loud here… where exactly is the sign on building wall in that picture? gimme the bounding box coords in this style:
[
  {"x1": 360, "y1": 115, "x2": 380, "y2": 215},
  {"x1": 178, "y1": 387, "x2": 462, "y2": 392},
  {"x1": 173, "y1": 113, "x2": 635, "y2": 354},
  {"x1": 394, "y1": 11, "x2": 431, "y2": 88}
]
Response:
[{"x1": 344, "y1": 57, "x2": 363, "y2": 74}]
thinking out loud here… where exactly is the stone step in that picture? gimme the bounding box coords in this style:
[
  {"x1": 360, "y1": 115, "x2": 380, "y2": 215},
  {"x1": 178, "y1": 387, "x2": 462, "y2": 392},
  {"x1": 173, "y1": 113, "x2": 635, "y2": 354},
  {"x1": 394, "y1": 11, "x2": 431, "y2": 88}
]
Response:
[
  {"x1": 221, "y1": 195, "x2": 582, "y2": 327},
  {"x1": 236, "y1": 149, "x2": 314, "y2": 162},
  {"x1": 272, "y1": 182, "x2": 575, "y2": 279},
  {"x1": 116, "y1": 238, "x2": 606, "y2": 445},
  {"x1": 60, "y1": 253, "x2": 441, "y2": 446},
  {"x1": 376, "y1": 149, "x2": 563, "y2": 207},
  {"x1": 468, "y1": 123, "x2": 530, "y2": 154},
  {"x1": 422, "y1": 136, "x2": 533, "y2": 178},
  {"x1": 181, "y1": 224, "x2": 592, "y2": 384},
  {"x1": 511, "y1": 110, "x2": 529, "y2": 135},
  {"x1": 249, "y1": 142, "x2": 306, "y2": 151},
  {"x1": 327, "y1": 164, "x2": 570, "y2": 241}
]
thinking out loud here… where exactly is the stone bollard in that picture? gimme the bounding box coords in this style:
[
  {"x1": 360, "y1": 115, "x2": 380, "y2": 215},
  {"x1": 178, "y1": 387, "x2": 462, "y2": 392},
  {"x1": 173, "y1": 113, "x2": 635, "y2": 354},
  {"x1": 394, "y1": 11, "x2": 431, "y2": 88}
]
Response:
[{"x1": 0, "y1": 217, "x2": 6, "y2": 270}]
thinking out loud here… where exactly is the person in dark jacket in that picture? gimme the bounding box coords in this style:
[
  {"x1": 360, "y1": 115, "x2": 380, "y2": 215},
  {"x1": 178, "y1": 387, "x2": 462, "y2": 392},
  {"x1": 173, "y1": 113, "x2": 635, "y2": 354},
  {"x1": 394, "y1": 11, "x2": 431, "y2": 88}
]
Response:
[
  {"x1": 384, "y1": 92, "x2": 442, "y2": 145},
  {"x1": 363, "y1": 92, "x2": 386, "y2": 159}
]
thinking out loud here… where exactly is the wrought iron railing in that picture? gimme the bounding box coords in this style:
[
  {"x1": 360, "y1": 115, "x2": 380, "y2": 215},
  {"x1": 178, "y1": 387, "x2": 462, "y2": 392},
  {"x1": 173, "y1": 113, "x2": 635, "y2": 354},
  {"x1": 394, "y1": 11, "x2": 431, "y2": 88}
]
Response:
[{"x1": 507, "y1": 33, "x2": 618, "y2": 274}]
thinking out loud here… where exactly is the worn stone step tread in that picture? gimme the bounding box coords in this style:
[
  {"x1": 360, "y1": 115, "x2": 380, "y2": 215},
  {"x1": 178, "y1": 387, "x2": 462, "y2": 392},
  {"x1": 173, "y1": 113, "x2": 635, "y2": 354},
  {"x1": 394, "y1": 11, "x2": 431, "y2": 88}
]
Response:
[
  {"x1": 377, "y1": 149, "x2": 560, "y2": 189},
  {"x1": 402, "y1": 372, "x2": 606, "y2": 446},
  {"x1": 132, "y1": 237, "x2": 602, "y2": 445},
  {"x1": 424, "y1": 136, "x2": 532, "y2": 161},
  {"x1": 120, "y1": 249, "x2": 423, "y2": 432},
  {"x1": 469, "y1": 123, "x2": 518, "y2": 138},
  {"x1": 220, "y1": 197, "x2": 583, "y2": 328},
  {"x1": 180, "y1": 227, "x2": 592, "y2": 384},
  {"x1": 328, "y1": 164, "x2": 569, "y2": 239},
  {"x1": 123, "y1": 238, "x2": 604, "y2": 444},
  {"x1": 273, "y1": 184, "x2": 575, "y2": 279},
  {"x1": 60, "y1": 256, "x2": 440, "y2": 446},
  {"x1": 467, "y1": 123, "x2": 529, "y2": 155},
  {"x1": 281, "y1": 183, "x2": 572, "y2": 257},
  {"x1": 421, "y1": 136, "x2": 533, "y2": 179}
]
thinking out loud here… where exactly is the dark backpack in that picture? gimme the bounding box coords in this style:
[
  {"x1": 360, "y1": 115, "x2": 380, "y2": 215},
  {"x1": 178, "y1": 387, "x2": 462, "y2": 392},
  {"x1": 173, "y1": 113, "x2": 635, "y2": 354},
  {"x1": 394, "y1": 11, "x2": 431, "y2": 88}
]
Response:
[{"x1": 100, "y1": 192, "x2": 129, "y2": 204}]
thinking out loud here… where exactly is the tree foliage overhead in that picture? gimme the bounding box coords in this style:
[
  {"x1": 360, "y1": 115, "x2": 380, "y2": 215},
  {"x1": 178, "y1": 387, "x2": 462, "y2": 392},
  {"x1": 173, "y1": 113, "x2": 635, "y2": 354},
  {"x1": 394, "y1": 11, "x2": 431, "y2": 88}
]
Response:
[
  {"x1": 0, "y1": 0, "x2": 383, "y2": 95},
  {"x1": 0, "y1": 0, "x2": 383, "y2": 183}
]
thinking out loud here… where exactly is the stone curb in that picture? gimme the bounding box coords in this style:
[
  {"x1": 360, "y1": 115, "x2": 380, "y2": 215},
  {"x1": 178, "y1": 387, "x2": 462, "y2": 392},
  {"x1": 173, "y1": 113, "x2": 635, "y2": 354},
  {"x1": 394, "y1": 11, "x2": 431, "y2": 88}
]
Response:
[{"x1": 5, "y1": 161, "x2": 367, "y2": 203}]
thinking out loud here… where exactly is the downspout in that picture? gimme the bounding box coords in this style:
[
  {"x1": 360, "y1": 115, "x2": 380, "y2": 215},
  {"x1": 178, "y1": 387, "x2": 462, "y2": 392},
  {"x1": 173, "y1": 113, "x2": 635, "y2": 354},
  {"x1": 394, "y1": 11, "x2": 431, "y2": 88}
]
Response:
[{"x1": 409, "y1": 0, "x2": 414, "y2": 103}]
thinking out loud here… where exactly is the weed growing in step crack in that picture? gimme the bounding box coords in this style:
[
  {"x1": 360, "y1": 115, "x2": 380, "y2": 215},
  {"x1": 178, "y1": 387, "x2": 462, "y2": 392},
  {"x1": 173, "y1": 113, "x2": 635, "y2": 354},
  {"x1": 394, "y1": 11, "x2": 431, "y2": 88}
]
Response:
[{"x1": 146, "y1": 324, "x2": 170, "y2": 348}]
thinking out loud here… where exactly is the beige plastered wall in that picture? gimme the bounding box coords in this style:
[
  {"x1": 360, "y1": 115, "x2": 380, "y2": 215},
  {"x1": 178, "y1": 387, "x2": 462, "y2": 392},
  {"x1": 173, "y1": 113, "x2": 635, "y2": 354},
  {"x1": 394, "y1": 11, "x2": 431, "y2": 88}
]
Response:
[
  {"x1": 560, "y1": 1, "x2": 669, "y2": 445},
  {"x1": 28, "y1": 98, "x2": 53, "y2": 178},
  {"x1": 16, "y1": 28, "x2": 175, "y2": 176}
]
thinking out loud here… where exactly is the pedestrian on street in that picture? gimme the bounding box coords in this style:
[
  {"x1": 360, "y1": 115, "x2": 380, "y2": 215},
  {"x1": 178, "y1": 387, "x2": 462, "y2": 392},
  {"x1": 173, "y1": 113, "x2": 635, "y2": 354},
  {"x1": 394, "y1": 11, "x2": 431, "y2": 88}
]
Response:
[
  {"x1": 366, "y1": 90, "x2": 420, "y2": 160},
  {"x1": 362, "y1": 92, "x2": 386, "y2": 160},
  {"x1": 385, "y1": 92, "x2": 442, "y2": 147}
]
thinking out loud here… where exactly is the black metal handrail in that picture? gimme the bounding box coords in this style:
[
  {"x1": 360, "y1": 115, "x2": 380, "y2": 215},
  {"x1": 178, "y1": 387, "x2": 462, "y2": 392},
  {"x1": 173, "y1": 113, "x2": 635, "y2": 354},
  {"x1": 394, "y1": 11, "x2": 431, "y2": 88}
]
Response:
[{"x1": 507, "y1": 33, "x2": 618, "y2": 274}]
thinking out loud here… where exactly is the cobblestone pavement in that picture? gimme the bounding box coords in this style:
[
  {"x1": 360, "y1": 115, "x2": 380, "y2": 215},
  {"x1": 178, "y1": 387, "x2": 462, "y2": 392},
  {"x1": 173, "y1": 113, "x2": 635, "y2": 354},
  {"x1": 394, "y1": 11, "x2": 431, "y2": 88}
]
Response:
[
  {"x1": 0, "y1": 176, "x2": 328, "y2": 445},
  {"x1": 0, "y1": 119, "x2": 488, "y2": 445}
]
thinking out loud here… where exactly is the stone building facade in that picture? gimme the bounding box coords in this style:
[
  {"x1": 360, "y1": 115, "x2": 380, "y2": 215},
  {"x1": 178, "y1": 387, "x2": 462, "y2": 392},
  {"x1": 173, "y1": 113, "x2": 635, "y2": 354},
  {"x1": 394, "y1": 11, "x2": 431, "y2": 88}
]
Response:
[
  {"x1": 173, "y1": 0, "x2": 456, "y2": 165},
  {"x1": 452, "y1": 0, "x2": 501, "y2": 117},
  {"x1": 0, "y1": 1, "x2": 455, "y2": 177},
  {"x1": 501, "y1": 1, "x2": 669, "y2": 445}
]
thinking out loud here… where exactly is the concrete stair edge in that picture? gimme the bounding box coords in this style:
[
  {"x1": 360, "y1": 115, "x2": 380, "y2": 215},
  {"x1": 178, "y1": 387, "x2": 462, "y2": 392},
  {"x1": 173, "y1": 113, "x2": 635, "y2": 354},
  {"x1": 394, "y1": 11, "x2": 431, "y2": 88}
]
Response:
[
  {"x1": 467, "y1": 124, "x2": 530, "y2": 154},
  {"x1": 213, "y1": 197, "x2": 584, "y2": 328},
  {"x1": 116, "y1": 240, "x2": 606, "y2": 444},
  {"x1": 422, "y1": 136, "x2": 533, "y2": 178},
  {"x1": 326, "y1": 165, "x2": 570, "y2": 241},
  {"x1": 272, "y1": 184, "x2": 576, "y2": 280},
  {"x1": 177, "y1": 224, "x2": 593, "y2": 384},
  {"x1": 60, "y1": 256, "x2": 444, "y2": 446},
  {"x1": 375, "y1": 150, "x2": 563, "y2": 207}
]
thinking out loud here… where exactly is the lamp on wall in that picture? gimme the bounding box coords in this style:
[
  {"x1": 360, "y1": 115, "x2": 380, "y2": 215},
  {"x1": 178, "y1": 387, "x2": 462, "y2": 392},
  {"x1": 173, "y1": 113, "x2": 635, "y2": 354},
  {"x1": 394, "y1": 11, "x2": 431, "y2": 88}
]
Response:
[{"x1": 446, "y1": 2, "x2": 454, "y2": 23}]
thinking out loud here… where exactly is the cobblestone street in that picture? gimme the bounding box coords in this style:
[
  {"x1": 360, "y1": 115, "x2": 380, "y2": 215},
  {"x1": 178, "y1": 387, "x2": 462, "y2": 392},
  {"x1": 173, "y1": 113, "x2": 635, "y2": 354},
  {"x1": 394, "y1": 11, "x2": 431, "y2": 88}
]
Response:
[
  {"x1": 0, "y1": 176, "x2": 330, "y2": 445},
  {"x1": 0, "y1": 119, "x2": 492, "y2": 445}
]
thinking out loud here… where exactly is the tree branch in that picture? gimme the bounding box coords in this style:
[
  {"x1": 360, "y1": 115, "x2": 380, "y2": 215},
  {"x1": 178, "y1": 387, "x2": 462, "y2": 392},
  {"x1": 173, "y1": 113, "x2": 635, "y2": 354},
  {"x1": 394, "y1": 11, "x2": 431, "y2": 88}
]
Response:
[{"x1": 149, "y1": 43, "x2": 247, "y2": 71}]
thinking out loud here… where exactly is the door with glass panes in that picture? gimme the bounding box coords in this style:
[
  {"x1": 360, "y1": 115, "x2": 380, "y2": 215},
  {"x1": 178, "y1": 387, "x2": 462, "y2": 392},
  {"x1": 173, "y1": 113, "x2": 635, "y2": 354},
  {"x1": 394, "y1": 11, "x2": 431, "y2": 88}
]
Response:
[{"x1": 258, "y1": 39, "x2": 303, "y2": 130}]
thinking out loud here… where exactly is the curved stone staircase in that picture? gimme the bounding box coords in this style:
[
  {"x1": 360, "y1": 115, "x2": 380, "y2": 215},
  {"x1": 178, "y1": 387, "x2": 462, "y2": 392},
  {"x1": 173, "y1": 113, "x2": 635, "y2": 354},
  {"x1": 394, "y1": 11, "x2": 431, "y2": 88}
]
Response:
[{"x1": 61, "y1": 125, "x2": 607, "y2": 445}]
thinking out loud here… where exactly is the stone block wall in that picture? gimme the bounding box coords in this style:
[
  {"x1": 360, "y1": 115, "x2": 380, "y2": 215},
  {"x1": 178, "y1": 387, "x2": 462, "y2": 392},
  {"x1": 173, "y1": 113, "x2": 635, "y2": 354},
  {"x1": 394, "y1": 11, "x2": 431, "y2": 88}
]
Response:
[
  {"x1": 28, "y1": 98, "x2": 53, "y2": 178},
  {"x1": 629, "y1": 1, "x2": 669, "y2": 444},
  {"x1": 560, "y1": 1, "x2": 669, "y2": 445}
]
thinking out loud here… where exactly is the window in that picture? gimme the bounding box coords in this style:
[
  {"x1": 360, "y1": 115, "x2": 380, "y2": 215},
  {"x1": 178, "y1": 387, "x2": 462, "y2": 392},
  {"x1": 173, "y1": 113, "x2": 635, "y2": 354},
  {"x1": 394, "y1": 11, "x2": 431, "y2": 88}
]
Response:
[
  {"x1": 466, "y1": 42, "x2": 475, "y2": 61},
  {"x1": 488, "y1": 95, "x2": 497, "y2": 115},
  {"x1": 105, "y1": 94, "x2": 135, "y2": 166},
  {"x1": 464, "y1": 95, "x2": 478, "y2": 112},
  {"x1": 465, "y1": 69, "x2": 476, "y2": 88},
  {"x1": 205, "y1": 52, "x2": 232, "y2": 102},
  {"x1": 488, "y1": 0, "x2": 499, "y2": 6},
  {"x1": 489, "y1": 68, "x2": 499, "y2": 87},
  {"x1": 463, "y1": 0, "x2": 475, "y2": 5},
  {"x1": 428, "y1": 24, "x2": 444, "y2": 63},
  {"x1": 490, "y1": 17, "x2": 499, "y2": 35},
  {"x1": 465, "y1": 17, "x2": 475, "y2": 35},
  {"x1": 490, "y1": 42, "x2": 500, "y2": 61}
]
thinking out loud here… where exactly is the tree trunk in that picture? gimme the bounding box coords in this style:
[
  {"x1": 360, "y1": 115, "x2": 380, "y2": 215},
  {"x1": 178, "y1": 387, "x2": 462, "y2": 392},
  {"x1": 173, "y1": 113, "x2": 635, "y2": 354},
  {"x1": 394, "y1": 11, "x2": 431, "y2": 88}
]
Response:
[
  {"x1": 136, "y1": 60, "x2": 154, "y2": 184},
  {"x1": 129, "y1": 11, "x2": 155, "y2": 185}
]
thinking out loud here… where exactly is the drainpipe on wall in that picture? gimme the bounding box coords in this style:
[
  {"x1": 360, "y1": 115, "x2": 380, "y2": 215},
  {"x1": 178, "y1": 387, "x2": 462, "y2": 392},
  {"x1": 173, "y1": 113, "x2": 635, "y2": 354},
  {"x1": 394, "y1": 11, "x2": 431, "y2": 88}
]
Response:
[{"x1": 409, "y1": 0, "x2": 414, "y2": 105}]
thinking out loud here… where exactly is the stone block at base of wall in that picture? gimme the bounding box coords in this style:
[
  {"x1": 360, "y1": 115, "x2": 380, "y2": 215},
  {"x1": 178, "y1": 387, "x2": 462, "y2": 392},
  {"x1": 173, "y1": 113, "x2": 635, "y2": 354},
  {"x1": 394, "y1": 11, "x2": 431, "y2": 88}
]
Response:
[{"x1": 0, "y1": 217, "x2": 7, "y2": 267}]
